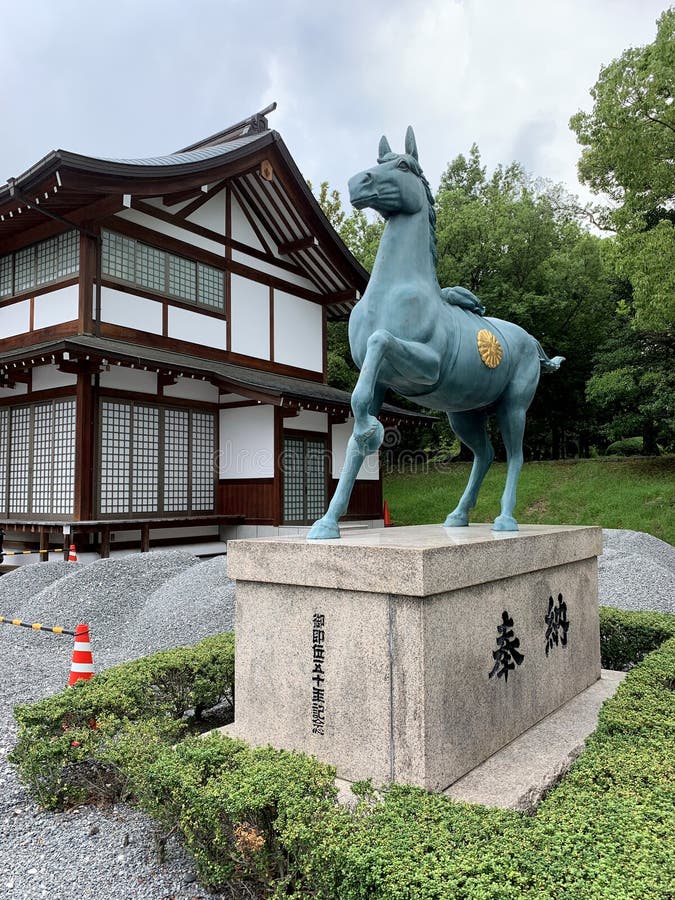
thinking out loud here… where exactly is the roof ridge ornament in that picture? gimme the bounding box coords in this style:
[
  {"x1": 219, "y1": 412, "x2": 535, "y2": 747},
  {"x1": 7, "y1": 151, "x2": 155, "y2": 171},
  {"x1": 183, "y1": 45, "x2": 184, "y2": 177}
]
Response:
[{"x1": 177, "y1": 103, "x2": 278, "y2": 153}]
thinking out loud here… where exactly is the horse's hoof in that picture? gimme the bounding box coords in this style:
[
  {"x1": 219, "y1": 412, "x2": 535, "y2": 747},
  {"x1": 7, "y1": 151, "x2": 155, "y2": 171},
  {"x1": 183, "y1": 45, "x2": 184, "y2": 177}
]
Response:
[
  {"x1": 444, "y1": 512, "x2": 468, "y2": 527},
  {"x1": 307, "y1": 519, "x2": 340, "y2": 540},
  {"x1": 492, "y1": 515, "x2": 519, "y2": 532}
]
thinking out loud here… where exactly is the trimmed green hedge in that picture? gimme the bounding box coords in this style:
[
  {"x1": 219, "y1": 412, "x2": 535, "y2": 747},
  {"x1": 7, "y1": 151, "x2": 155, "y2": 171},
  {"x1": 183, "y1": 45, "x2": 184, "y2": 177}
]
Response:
[
  {"x1": 599, "y1": 606, "x2": 675, "y2": 670},
  {"x1": 11, "y1": 613, "x2": 675, "y2": 898},
  {"x1": 10, "y1": 633, "x2": 234, "y2": 809}
]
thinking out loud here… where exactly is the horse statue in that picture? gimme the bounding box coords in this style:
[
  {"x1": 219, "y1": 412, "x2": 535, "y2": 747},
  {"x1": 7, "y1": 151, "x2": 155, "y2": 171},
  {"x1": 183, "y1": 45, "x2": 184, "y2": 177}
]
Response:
[{"x1": 308, "y1": 127, "x2": 564, "y2": 540}]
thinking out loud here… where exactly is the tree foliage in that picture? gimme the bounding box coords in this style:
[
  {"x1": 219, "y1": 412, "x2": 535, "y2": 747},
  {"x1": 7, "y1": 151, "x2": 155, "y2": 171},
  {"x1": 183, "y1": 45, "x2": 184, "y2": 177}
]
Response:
[
  {"x1": 569, "y1": 9, "x2": 675, "y2": 329},
  {"x1": 435, "y1": 148, "x2": 614, "y2": 457}
]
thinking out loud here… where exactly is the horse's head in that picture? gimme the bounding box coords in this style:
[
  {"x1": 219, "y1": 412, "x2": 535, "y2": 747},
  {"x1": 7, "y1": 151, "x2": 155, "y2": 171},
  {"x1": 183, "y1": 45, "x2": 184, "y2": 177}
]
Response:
[{"x1": 348, "y1": 126, "x2": 427, "y2": 218}]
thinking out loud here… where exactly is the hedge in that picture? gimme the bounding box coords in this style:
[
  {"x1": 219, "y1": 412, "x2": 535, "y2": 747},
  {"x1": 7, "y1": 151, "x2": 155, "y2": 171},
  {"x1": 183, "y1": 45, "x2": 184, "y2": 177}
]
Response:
[
  {"x1": 10, "y1": 612, "x2": 675, "y2": 898},
  {"x1": 598, "y1": 606, "x2": 675, "y2": 670},
  {"x1": 10, "y1": 632, "x2": 234, "y2": 808}
]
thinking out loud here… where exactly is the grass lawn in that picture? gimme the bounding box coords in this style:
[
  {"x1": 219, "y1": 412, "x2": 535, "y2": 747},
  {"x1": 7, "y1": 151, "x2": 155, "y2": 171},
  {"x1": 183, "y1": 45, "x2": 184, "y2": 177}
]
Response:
[{"x1": 383, "y1": 456, "x2": 675, "y2": 545}]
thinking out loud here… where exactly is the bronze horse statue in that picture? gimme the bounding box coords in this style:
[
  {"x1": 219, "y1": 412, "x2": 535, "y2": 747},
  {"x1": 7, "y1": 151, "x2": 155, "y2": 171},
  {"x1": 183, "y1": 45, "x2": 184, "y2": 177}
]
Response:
[{"x1": 308, "y1": 128, "x2": 563, "y2": 540}]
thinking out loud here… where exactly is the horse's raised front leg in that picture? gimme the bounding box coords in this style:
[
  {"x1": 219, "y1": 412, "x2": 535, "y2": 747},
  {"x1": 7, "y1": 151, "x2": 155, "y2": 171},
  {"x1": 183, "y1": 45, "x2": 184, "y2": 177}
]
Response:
[
  {"x1": 308, "y1": 329, "x2": 441, "y2": 540},
  {"x1": 444, "y1": 410, "x2": 494, "y2": 527}
]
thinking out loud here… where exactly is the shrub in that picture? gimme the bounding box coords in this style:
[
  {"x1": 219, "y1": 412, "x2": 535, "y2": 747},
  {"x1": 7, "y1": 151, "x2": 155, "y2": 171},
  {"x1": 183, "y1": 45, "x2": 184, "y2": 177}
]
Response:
[
  {"x1": 599, "y1": 607, "x2": 675, "y2": 670},
  {"x1": 10, "y1": 632, "x2": 234, "y2": 809},
  {"x1": 605, "y1": 436, "x2": 644, "y2": 456},
  {"x1": 133, "y1": 734, "x2": 337, "y2": 894}
]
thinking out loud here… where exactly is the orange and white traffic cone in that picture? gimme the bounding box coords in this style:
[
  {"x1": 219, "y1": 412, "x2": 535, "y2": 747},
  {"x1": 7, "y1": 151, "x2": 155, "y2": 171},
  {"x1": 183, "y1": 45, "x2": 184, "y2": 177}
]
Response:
[
  {"x1": 67, "y1": 544, "x2": 78, "y2": 562},
  {"x1": 68, "y1": 623, "x2": 94, "y2": 686},
  {"x1": 383, "y1": 501, "x2": 392, "y2": 527}
]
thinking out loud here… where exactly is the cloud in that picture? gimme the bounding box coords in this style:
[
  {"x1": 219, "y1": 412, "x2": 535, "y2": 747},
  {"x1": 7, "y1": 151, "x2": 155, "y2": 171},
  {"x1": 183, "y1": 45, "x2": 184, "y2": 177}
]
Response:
[{"x1": 0, "y1": 0, "x2": 668, "y2": 209}]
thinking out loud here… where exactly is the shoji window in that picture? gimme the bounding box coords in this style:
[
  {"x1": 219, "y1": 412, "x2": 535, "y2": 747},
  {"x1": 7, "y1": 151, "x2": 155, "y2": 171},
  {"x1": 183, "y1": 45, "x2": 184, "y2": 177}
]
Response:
[
  {"x1": 0, "y1": 400, "x2": 76, "y2": 518},
  {"x1": 102, "y1": 230, "x2": 225, "y2": 313},
  {"x1": 0, "y1": 231, "x2": 79, "y2": 299},
  {"x1": 98, "y1": 399, "x2": 215, "y2": 517},
  {"x1": 282, "y1": 434, "x2": 327, "y2": 525}
]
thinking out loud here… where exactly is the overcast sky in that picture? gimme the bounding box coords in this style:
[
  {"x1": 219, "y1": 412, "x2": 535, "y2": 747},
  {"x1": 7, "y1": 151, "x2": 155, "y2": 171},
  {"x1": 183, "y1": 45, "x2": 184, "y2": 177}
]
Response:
[{"x1": 0, "y1": 1, "x2": 668, "y2": 207}]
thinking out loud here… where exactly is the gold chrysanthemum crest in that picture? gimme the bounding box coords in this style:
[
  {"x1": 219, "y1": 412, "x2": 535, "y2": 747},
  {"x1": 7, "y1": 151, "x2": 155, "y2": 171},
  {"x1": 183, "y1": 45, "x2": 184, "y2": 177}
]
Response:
[{"x1": 477, "y1": 329, "x2": 503, "y2": 368}]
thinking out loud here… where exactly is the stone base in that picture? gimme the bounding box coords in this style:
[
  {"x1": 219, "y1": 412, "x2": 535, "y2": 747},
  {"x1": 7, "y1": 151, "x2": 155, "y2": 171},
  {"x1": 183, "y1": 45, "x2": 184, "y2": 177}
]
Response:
[{"x1": 226, "y1": 524, "x2": 603, "y2": 791}]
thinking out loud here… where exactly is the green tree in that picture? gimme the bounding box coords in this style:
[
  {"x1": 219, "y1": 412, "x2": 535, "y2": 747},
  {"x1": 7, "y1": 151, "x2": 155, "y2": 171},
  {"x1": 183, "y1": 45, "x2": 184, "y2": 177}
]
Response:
[
  {"x1": 569, "y1": 9, "x2": 675, "y2": 329},
  {"x1": 435, "y1": 148, "x2": 615, "y2": 458}
]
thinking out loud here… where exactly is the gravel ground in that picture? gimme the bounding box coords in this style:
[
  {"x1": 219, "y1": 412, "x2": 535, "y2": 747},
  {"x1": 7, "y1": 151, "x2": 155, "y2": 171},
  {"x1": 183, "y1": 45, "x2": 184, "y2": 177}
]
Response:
[
  {"x1": 0, "y1": 552, "x2": 232, "y2": 899},
  {"x1": 0, "y1": 531, "x2": 673, "y2": 899},
  {"x1": 600, "y1": 529, "x2": 675, "y2": 614}
]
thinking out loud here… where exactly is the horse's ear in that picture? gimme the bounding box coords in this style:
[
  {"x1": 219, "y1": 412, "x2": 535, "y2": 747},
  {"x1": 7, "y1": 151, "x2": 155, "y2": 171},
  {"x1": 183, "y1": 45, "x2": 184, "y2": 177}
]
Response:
[
  {"x1": 405, "y1": 126, "x2": 418, "y2": 161},
  {"x1": 378, "y1": 135, "x2": 392, "y2": 159}
]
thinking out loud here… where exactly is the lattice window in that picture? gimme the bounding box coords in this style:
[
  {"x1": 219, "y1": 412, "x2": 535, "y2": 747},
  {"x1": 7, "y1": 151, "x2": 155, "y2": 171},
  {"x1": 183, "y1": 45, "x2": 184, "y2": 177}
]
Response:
[
  {"x1": 52, "y1": 400, "x2": 76, "y2": 515},
  {"x1": 57, "y1": 231, "x2": 80, "y2": 277},
  {"x1": 191, "y1": 412, "x2": 215, "y2": 510},
  {"x1": 305, "y1": 439, "x2": 328, "y2": 521},
  {"x1": 283, "y1": 437, "x2": 305, "y2": 523},
  {"x1": 102, "y1": 231, "x2": 135, "y2": 282},
  {"x1": 132, "y1": 405, "x2": 159, "y2": 513},
  {"x1": 8, "y1": 407, "x2": 30, "y2": 514},
  {"x1": 164, "y1": 408, "x2": 190, "y2": 512},
  {"x1": 99, "y1": 401, "x2": 131, "y2": 514},
  {"x1": 101, "y1": 230, "x2": 226, "y2": 316},
  {"x1": 14, "y1": 247, "x2": 35, "y2": 293},
  {"x1": 31, "y1": 404, "x2": 54, "y2": 514},
  {"x1": 0, "y1": 255, "x2": 12, "y2": 297},
  {"x1": 36, "y1": 238, "x2": 59, "y2": 285},
  {"x1": 197, "y1": 263, "x2": 225, "y2": 311},
  {"x1": 283, "y1": 434, "x2": 327, "y2": 524},
  {"x1": 0, "y1": 409, "x2": 8, "y2": 514},
  {"x1": 137, "y1": 243, "x2": 166, "y2": 292},
  {"x1": 168, "y1": 255, "x2": 197, "y2": 302}
]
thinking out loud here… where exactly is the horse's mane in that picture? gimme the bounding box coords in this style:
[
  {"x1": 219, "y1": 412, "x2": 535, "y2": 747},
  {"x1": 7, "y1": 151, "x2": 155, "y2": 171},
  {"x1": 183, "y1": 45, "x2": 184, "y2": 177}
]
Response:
[{"x1": 377, "y1": 152, "x2": 437, "y2": 267}]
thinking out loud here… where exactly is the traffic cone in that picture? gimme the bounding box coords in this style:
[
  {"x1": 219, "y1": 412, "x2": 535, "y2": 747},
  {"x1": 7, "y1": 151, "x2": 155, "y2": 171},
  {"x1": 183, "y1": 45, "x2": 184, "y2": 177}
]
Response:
[
  {"x1": 383, "y1": 500, "x2": 392, "y2": 527},
  {"x1": 67, "y1": 544, "x2": 78, "y2": 562},
  {"x1": 68, "y1": 624, "x2": 94, "y2": 686}
]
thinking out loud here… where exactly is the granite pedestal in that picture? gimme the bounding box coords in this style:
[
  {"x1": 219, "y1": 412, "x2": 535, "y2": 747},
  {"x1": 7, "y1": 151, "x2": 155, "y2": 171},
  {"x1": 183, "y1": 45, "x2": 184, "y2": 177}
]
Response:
[{"x1": 226, "y1": 524, "x2": 602, "y2": 792}]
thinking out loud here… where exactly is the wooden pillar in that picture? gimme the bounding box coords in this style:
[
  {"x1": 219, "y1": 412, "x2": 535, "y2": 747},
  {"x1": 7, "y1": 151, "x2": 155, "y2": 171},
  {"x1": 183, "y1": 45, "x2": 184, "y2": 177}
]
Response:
[
  {"x1": 39, "y1": 527, "x2": 49, "y2": 562},
  {"x1": 100, "y1": 525, "x2": 110, "y2": 559},
  {"x1": 273, "y1": 406, "x2": 284, "y2": 527},
  {"x1": 141, "y1": 523, "x2": 150, "y2": 553},
  {"x1": 74, "y1": 370, "x2": 95, "y2": 521},
  {"x1": 78, "y1": 230, "x2": 98, "y2": 335}
]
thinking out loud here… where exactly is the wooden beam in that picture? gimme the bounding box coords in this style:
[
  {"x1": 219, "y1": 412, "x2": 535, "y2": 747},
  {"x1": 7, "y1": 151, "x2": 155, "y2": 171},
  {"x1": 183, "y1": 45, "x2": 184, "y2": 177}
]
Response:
[{"x1": 277, "y1": 235, "x2": 317, "y2": 256}]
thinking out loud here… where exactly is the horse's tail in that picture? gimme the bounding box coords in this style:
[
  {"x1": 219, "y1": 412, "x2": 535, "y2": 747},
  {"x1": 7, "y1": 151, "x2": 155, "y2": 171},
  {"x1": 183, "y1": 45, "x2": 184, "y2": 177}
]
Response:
[{"x1": 535, "y1": 340, "x2": 565, "y2": 372}]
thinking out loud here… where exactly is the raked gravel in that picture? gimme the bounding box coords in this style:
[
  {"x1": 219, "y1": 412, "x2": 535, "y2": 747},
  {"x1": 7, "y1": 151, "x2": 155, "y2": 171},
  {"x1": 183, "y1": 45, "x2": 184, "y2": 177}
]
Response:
[{"x1": 0, "y1": 531, "x2": 673, "y2": 899}]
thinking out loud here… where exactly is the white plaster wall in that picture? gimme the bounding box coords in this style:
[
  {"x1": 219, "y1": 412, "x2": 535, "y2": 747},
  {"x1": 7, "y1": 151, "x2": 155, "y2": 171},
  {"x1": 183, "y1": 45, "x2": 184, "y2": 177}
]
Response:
[
  {"x1": 144, "y1": 196, "x2": 194, "y2": 215},
  {"x1": 332, "y1": 420, "x2": 379, "y2": 481},
  {"x1": 230, "y1": 274, "x2": 270, "y2": 360},
  {"x1": 0, "y1": 300, "x2": 30, "y2": 337},
  {"x1": 32, "y1": 364, "x2": 77, "y2": 391},
  {"x1": 164, "y1": 377, "x2": 219, "y2": 402},
  {"x1": 274, "y1": 291, "x2": 323, "y2": 372},
  {"x1": 100, "y1": 286, "x2": 163, "y2": 334},
  {"x1": 33, "y1": 284, "x2": 79, "y2": 330},
  {"x1": 187, "y1": 192, "x2": 226, "y2": 234},
  {"x1": 0, "y1": 383, "x2": 28, "y2": 398},
  {"x1": 167, "y1": 305, "x2": 227, "y2": 350},
  {"x1": 230, "y1": 195, "x2": 266, "y2": 251},
  {"x1": 116, "y1": 208, "x2": 224, "y2": 257},
  {"x1": 99, "y1": 367, "x2": 158, "y2": 393},
  {"x1": 219, "y1": 405, "x2": 274, "y2": 478},
  {"x1": 232, "y1": 250, "x2": 318, "y2": 292},
  {"x1": 284, "y1": 409, "x2": 328, "y2": 433}
]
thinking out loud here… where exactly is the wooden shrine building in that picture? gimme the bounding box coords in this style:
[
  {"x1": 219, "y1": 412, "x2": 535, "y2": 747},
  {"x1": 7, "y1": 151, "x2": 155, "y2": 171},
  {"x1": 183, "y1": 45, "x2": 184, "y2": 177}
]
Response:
[{"x1": 0, "y1": 105, "x2": 422, "y2": 556}]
